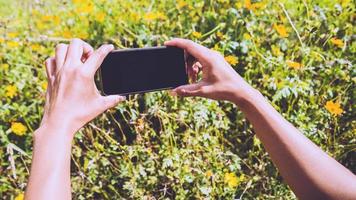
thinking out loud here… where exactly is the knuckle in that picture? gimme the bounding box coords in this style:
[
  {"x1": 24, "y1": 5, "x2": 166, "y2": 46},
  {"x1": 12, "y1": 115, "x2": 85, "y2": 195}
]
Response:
[
  {"x1": 79, "y1": 68, "x2": 92, "y2": 78},
  {"x1": 56, "y1": 43, "x2": 66, "y2": 50},
  {"x1": 200, "y1": 86, "x2": 210, "y2": 94},
  {"x1": 186, "y1": 40, "x2": 194, "y2": 47},
  {"x1": 65, "y1": 65, "x2": 76, "y2": 74},
  {"x1": 71, "y1": 38, "x2": 82, "y2": 44},
  {"x1": 97, "y1": 48, "x2": 107, "y2": 57},
  {"x1": 45, "y1": 57, "x2": 51, "y2": 64}
]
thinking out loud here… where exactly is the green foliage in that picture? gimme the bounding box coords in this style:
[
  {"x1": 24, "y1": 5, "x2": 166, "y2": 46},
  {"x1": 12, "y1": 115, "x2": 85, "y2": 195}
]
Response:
[{"x1": 0, "y1": 0, "x2": 355, "y2": 199}]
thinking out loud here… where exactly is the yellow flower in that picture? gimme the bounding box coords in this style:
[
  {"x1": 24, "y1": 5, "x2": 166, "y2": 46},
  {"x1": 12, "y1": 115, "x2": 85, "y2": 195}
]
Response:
[
  {"x1": 251, "y1": 2, "x2": 265, "y2": 10},
  {"x1": 2, "y1": 63, "x2": 9, "y2": 71},
  {"x1": 286, "y1": 60, "x2": 302, "y2": 70},
  {"x1": 31, "y1": 10, "x2": 40, "y2": 16},
  {"x1": 274, "y1": 24, "x2": 289, "y2": 38},
  {"x1": 8, "y1": 32, "x2": 18, "y2": 38},
  {"x1": 340, "y1": 0, "x2": 351, "y2": 7},
  {"x1": 76, "y1": 2, "x2": 94, "y2": 14},
  {"x1": 243, "y1": 33, "x2": 251, "y2": 40},
  {"x1": 36, "y1": 20, "x2": 46, "y2": 30},
  {"x1": 41, "y1": 81, "x2": 48, "y2": 90},
  {"x1": 216, "y1": 31, "x2": 224, "y2": 39},
  {"x1": 144, "y1": 11, "x2": 166, "y2": 21},
  {"x1": 63, "y1": 30, "x2": 72, "y2": 39},
  {"x1": 15, "y1": 193, "x2": 24, "y2": 200},
  {"x1": 271, "y1": 45, "x2": 282, "y2": 56},
  {"x1": 37, "y1": 15, "x2": 61, "y2": 27},
  {"x1": 135, "y1": 118, "x2": 145, "y2": 132},
  {"x1": 224, "y1": 173, "x2": 239, "y2": 188},
  {"x1": 330, "y1": 38, "x2": 344, "y2": 48},
  {"x1": 212, "y1": 44, "x2": 220, "y2": 52},
  {"x1": 31, "y1": 44, "x2": 41, "y2": 52},
  {"x1": 5, "y1": 85, "x2": 17, "y2": 98},
  {"x1": 130, "y1": 12, "x2": 140, "y2": 22},
  {"x1": 235, "y1": 2, "x2": 243, "y2": 9},
  {"x1": 77, "y1": 32, "x2": 89, "y2": 39},
  {"x1": 11, "y1": 122, "x2": 27, "y2": 136},
  {"x1": 225, "y1": 55, "x2": 238, "y2": 65},
  {"x1": 7, "y1": 41, "x2": 20, "y2": 48},
  {"x1": 224, "y1": 173, "x2": 245, "y2": 188},
  {"x1": 217, "y1": 0, "x2": 230, "y2": 3},
  {"x1": 325, "y1": 101, "x2": 343, "y2": 116},
  {"x1": 192, "y1": 31, "x2": 202, "y2": 38},
  {"x1": 245, "y1": 0, "x2": 252, "y2": 9},
  {"x1": 205, "y1": 170, "x2": 213, "y2": 178},
  {"x1": 96, "y1": 12, "x2": 106, "y2": 23},
  {"x1": 177, "y1": 0, "x2": 187, "y2": 9},
  {"x1": 41, "y1": 15, "x2": 52, "y2": 22},
  {"x1": 73, "y1": 0, "x2": 86, "y2": 4},
  {"x1": 0, "y1": 37, "x2": 4, "y2": 43}
]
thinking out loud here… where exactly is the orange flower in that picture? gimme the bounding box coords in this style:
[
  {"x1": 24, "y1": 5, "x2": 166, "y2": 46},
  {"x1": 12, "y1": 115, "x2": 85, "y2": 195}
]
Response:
[
  {"x1": 96, "y1": 12, "x2": 106, "y2": 23},
  {"x1": 286, "y1": 60, "x2": 302, "y2": 70},
  {"x1": 63, "y1": 30, "x2": 72, "y2": 39},
  {"x1": 245, "y1": 0, "x2": 265, "y2": 11},
  {"x1": 31, "y1": 44, "x2": 41, "y2": 52},
  {"x1": 205, "y1": 170, "x2": 213, "y2": 178},
  {"x1": 245, "y1": 0, "x2": 252, "y2": 9},
  {"x1": 177, "y1": 0, "x2": 187, "y2": 9},
  {"x1": 325, "y1": 101, "x2": 343, "y2": 116},
  {"x1": 274, "y1": 24, "x2": 289, "y2": 38},
  {"x1": 330, "y1": 38, "x2": 344, "y2": 48}
]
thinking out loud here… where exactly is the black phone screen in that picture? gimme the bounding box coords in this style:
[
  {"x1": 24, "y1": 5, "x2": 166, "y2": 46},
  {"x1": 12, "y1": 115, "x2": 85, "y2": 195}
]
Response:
[{"x1": 100, "y1": 46, "x2": 188, "y2": 95}]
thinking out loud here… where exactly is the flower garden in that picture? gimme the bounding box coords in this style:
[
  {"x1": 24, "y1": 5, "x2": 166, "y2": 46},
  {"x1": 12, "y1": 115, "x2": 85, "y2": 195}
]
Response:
[{"x1": 0, "y1": 0, "x2": 355, "y2": 199}]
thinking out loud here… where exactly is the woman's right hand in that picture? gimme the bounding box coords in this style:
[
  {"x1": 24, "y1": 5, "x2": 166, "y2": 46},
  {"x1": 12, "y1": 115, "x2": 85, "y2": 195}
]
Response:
[{"x1": 165, "y1": 38, "x2": 255, "y2": 104}]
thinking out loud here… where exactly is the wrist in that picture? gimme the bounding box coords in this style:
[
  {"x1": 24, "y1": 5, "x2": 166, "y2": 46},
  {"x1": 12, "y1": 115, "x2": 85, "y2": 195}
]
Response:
[
  {"x1": 34, "y1": 121, "x2": 78, "y2": 143},
  {"x1": 231, "y1": 84, "x2": 263, "y2": 108}
]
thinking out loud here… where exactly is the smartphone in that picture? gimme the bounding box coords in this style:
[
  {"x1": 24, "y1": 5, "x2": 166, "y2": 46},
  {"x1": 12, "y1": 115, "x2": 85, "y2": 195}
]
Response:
[{"x1": 99, "y1": 46, "x2": 188, "y2": 95}]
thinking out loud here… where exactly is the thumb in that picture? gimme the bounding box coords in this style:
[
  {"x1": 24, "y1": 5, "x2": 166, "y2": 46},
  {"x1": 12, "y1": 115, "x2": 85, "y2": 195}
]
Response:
[
  {"x1": 172, "y1": 82, "x2": 205, "y2": 97},
  {"x1": 101, "y1": 95, "x2": 126, "y2": 110}
]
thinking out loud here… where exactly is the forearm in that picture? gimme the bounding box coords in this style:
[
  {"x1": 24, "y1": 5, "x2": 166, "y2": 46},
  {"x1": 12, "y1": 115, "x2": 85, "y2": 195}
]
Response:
[
  {"x1": 233, "y1": 87, "x2": 356, "y2": 199},
  {"x1": 25, "y1": 124, "x2": 74, "y2": 200}
]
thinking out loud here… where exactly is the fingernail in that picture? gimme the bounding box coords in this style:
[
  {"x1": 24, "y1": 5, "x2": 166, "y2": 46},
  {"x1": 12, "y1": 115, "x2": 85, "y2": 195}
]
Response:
[{"x1": 108, "y1": 44, "x2": 114, "y2": 50}]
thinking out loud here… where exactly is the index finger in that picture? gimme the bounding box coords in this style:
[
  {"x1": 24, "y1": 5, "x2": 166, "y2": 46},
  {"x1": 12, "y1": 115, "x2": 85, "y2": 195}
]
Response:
[
  {"x1": 84, "y1": 44, "x2": 114, "y2": 75},
  {"x1": 65, "y1": 38, "x2": 94, "y2": 65},
  {"x1": 164, "y1": 38, "x2": 211, "y2": 65}
]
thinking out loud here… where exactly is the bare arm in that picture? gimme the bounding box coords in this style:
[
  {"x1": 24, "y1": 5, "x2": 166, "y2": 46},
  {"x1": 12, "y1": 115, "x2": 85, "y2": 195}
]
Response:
[
  {"x1": 25, "y1": 39, "x2": 125, "y2": 200},
  {"x1": 166, "y1": 38, "x2": 356, "y2": 199}
]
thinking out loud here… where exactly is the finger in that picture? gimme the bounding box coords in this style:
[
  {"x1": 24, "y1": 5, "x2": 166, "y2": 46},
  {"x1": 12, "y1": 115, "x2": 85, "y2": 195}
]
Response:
[
  {"x1": 65, "y1": 38, "x2": 94, "y2": 65},
  {"x1": 172, "y1": 82, "x2": 204, "y2": 97},
  {"x1": 101, "y1": 95, "x2": 126, "y2": 110},
  {"x1": 45, "y1": 57, "x2": 56, "y2": 80},
  {"x1": 165, "y1": 38, "x2": 211, "y2": 64},
  {"x1": 55, "y1": 44, "x2": 68, "y2": 72},
  {"x1": 81, "y1": 42, "x2": 94, "y2": 62},
  {"x1": 84, "y1": 44, "x2": 114, "y2": 74},
  {"x1": 191, "y1": 62, "x2": 202, "y2": 82}
]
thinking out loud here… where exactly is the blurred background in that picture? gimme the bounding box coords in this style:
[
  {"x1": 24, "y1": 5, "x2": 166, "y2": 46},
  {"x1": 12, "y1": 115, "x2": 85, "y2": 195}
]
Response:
[{"x1": 0, "y1": 0, "x2": 355, "y2": 199}]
